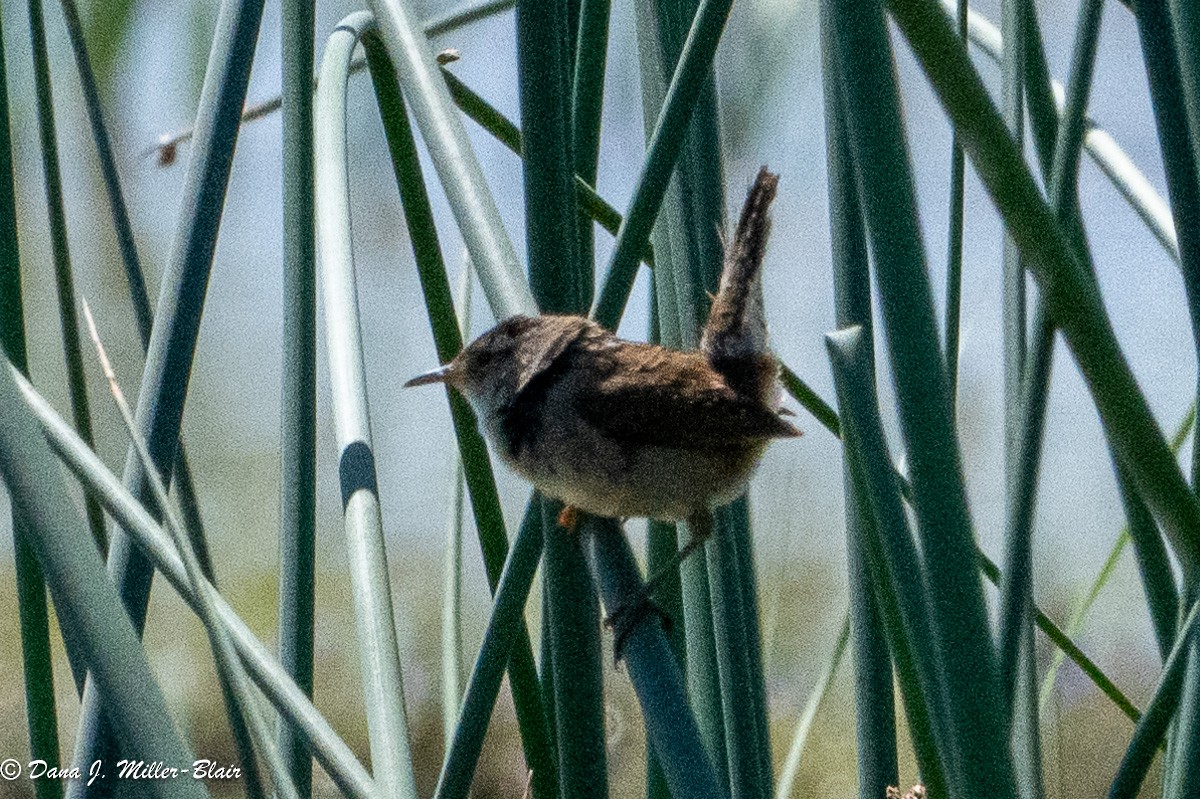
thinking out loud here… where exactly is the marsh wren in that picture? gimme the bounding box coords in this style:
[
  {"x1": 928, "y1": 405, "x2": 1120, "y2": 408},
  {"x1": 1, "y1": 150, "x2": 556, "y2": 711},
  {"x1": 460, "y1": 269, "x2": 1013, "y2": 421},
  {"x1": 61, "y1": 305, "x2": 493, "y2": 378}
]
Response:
[{"x1": 406, "y1": 168, "x2": 797, "y2": 593}]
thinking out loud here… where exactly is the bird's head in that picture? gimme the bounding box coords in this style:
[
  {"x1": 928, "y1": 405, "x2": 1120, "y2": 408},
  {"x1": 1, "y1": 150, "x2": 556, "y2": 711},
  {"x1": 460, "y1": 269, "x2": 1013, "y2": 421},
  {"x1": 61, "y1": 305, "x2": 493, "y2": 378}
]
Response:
[{"x1": 404, "y1": 314, "x2": 591, "y2": 421}]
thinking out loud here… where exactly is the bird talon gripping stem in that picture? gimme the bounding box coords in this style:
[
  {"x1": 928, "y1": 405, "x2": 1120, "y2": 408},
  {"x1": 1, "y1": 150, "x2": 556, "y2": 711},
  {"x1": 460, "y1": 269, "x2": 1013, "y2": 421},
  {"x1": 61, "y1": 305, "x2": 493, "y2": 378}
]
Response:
[
  {"x1": 406, "y1": 169, "x2": 798, "y2": 664},
  {"x1": 557, "y1": 504, "x2": 579, "y2": 532}
]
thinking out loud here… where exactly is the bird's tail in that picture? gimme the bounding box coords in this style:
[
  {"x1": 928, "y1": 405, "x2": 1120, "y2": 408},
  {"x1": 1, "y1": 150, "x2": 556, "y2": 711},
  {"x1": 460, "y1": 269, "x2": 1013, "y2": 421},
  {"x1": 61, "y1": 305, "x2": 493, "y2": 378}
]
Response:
[{"x1": 701, "y1": 168, "x2": 779, "y2": 400}]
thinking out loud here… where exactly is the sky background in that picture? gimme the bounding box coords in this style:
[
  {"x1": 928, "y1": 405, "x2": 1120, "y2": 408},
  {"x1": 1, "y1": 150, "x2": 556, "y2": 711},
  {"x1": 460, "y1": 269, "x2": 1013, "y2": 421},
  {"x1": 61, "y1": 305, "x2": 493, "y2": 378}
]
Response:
[{"x1": 0, "y1": 0, "x2": 1190, "y2": 739}]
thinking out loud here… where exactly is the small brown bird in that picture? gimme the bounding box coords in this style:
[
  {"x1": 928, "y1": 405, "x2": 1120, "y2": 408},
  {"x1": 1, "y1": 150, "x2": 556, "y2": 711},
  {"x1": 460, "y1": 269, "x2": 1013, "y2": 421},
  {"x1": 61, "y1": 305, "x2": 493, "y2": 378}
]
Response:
[{"x1": 406, "y1": 168, "x2": 797, "y2": 577}]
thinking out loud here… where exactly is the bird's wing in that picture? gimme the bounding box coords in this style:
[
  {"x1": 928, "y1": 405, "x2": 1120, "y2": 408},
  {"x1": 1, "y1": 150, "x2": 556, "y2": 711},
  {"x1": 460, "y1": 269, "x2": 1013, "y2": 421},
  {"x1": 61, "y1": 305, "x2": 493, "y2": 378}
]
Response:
[{"x1": 573, "y1": 346, "x2": 800, "y2": 450}]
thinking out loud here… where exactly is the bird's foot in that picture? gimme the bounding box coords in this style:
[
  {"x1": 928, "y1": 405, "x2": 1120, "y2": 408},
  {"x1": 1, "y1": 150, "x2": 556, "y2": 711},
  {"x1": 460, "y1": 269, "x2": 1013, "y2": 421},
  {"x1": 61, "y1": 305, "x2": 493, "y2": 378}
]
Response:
[
  {"x1": 557, "y1": 504, "x2": 580, "y2": 533},
  {"x1": 604, "y1": 593, "x2": 673, "y2": 665}
]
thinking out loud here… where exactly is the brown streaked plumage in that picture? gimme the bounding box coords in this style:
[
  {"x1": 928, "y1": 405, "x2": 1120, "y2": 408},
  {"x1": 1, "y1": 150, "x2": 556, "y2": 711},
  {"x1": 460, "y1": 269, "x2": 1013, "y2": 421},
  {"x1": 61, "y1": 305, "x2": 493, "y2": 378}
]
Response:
[
  {"x1": 405, "y1": 169, "x2": 795, "y2": 572},
  {"x1": 406, "y1": 168, "x2": 794, "y2": 652}
]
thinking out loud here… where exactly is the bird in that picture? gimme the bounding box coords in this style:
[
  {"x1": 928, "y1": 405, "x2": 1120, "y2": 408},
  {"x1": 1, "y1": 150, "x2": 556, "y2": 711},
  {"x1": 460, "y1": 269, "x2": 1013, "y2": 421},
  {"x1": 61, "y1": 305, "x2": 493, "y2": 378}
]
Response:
[{"x1": 406, "y1": 168, "x2": 798, "y2": 644}]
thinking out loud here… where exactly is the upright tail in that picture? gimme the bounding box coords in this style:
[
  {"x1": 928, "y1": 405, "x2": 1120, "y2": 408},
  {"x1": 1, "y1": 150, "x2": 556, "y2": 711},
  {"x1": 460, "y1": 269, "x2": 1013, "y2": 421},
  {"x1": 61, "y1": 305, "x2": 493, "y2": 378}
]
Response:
[{"x1": 701, "y1": 168, "x2": 779, "y2": 401}]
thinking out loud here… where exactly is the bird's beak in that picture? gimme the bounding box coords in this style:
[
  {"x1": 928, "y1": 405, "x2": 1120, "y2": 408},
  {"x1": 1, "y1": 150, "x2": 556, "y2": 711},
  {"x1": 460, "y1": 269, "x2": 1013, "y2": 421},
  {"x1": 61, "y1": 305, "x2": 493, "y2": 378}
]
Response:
[{"x1": 404, "y1": 363, "x2": 456, "y2": 388}]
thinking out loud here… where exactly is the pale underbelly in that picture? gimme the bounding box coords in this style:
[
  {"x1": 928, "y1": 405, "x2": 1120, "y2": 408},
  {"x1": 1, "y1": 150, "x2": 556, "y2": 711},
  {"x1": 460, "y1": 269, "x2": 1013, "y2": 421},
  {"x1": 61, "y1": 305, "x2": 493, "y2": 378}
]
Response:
[{"x1": 508, "y1": 438, "x2": 765, "y2": 521}]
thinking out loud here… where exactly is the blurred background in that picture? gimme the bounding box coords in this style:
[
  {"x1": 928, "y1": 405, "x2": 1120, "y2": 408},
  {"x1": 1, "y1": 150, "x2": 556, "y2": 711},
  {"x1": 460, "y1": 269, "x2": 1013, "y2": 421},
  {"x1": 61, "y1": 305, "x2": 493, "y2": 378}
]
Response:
[{"x1": 0, "y1": 0, "x2": 1188, "y2": 795}]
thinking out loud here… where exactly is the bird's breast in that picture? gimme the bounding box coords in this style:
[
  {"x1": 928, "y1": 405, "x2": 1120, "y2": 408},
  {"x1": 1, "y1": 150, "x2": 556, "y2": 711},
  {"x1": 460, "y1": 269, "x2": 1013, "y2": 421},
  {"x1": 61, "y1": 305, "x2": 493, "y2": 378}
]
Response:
[{"x1": 499, "y1": 406, "x2": 765, "y2": 520}]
